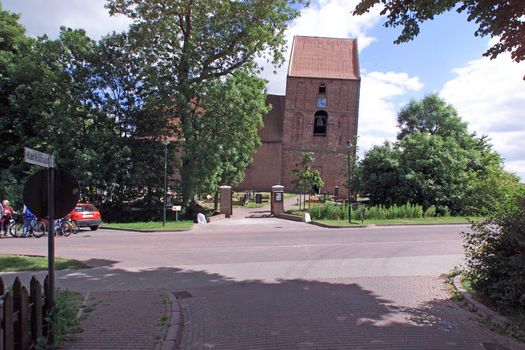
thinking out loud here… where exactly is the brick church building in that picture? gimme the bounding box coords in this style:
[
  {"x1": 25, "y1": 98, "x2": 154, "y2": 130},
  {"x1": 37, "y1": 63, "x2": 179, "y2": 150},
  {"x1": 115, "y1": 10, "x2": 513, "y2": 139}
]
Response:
[{"x1": 236, "y1": 36, "x2": 361, "y2": 195}]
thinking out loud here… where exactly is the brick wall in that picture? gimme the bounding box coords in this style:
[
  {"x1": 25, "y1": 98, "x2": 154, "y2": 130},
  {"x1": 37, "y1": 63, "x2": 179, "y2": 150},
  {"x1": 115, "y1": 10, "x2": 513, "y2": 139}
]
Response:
[{"x1": 281, "y1": 77, "x2": 359, "y2": 196}]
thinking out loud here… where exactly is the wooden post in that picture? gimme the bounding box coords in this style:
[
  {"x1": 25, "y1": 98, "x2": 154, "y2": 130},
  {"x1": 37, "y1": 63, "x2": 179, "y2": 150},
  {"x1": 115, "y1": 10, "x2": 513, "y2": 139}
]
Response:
[
  {"x1": 43, "y1": 275, "x2": 49, "y2": 337},
  {"x1": 12, "y1": 277, "x2": 22, "y2": 349},
  {"x1": 3, "y1": 292, "x2": 14, "y2": 350},
  {"x1": 19, "y1": 287, "x2": 30, "y2": 350},
  {"x1": 30, "y1": 277, "x2": 43, "y2": 343}
]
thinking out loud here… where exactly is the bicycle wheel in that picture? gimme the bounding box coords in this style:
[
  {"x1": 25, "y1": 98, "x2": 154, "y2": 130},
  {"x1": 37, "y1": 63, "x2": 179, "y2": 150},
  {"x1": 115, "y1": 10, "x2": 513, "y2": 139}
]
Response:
[
  {"x1": 71, "y1": 221, "x2": 80, "y2": 234},
  {"x1": 61, "y1": 223, "x2": 73, "y2": 237},
  {"x1": 32, "y1": 222, "x2": 46, "y2": 238},
  {"x1": 9, "y1": 222, "x2": 23, "y2": 237}
]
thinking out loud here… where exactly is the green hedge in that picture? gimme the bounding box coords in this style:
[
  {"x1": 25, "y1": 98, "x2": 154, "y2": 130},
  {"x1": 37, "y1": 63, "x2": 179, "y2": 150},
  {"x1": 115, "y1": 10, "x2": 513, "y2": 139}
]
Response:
[{"x1": 308, "y1": 203, "x2": 427, "y2": 221}]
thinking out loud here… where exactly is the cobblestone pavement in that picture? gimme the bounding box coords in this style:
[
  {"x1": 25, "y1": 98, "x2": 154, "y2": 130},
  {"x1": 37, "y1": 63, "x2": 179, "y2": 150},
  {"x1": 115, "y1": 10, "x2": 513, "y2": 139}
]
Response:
[
  {"x1": 62, "y1": 290, "x2": 167, "y2": 349},
  {"x1": 177, "y1": 277, "x2": 525, "y2": 350}
]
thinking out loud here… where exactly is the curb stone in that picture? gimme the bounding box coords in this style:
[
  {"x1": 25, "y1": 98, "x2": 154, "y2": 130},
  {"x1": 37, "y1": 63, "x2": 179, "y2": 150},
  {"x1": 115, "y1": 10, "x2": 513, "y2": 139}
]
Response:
[
  {"x1": 453, "y1": 276, "x2": 509, "y2": 328},
  {"x1": 161, "y1": 292, "x2": 184, "y2": 350},
  {"x1": 309, "y1": 220, "x2": 368, "y2": 229},
  {"x1": 101, "y1": 226, "x2": 192, "y2": 233}
]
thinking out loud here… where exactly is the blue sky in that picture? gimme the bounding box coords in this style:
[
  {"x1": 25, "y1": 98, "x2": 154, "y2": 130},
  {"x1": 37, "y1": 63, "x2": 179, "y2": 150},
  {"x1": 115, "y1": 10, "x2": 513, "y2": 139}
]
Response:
[
  {"x1": 3, "y1": 0, "x2": 525, "y2": 180},
  {"x1": 361, "y1": 10, "x2": 488, "y2": 93}
]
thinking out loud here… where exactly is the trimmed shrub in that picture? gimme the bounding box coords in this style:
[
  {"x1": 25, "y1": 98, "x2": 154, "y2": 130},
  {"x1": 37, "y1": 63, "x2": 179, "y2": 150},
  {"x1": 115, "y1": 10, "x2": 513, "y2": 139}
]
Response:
[
  {"x1": 309, "y1": 203, "x2": 424, "y2": 221},
  {"x1": 424, "y1": 205, "x2": 436, "y2": 217},
  {"x1": 461, "y1": 189, "x2": 525, "y2": 313}
]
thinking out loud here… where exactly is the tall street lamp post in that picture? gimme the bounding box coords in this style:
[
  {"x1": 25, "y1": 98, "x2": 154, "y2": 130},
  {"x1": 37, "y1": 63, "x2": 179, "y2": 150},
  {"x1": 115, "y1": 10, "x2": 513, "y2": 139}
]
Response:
[
  {"x1": 347, "y1": 139, "x2": 352, "y2": 224},
  {"x1": 163, "y1": 139, "x2": 170, "y2": 226}
]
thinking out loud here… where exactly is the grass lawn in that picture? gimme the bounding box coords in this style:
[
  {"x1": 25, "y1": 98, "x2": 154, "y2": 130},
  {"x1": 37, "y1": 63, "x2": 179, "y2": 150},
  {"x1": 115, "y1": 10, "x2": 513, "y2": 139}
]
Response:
[
  {"x1": 102, "y1": 220, "x2": 193, "y2": 231},
  {"x1": 316, "y1": 216, "x2": 484, "y2": 226},
  {"x1": 53, "y1": 289, "x2": 85, "y2": 347},
  {"x1": 0, "y1": 255, "x2": 90, "y2": 272}
]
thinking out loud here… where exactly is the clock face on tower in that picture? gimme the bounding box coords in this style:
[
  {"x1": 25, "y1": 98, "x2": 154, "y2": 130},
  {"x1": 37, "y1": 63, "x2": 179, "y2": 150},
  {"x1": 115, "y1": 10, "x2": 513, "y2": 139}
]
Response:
[{"x1": 317, "y1": 98, "x2": 327, "y2": 108}]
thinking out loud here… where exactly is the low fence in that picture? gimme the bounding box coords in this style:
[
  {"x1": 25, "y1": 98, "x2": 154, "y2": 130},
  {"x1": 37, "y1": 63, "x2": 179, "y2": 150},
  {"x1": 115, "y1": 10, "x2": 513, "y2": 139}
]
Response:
[{"x1": 1, "y1": 275, "x2": 49, "y2": 350}]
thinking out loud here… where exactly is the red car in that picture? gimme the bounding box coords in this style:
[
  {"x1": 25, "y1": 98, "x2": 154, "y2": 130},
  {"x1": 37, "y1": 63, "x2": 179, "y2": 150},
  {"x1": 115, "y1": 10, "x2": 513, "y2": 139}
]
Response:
[{"x1": 69, "y1": 203, "x2": 102, "y2": 231}]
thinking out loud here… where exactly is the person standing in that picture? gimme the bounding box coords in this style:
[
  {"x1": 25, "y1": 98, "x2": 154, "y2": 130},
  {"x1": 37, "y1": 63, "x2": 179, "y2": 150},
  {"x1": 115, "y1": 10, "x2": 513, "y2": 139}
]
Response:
[
  {"x1": 1, "y1": 200, "x2": 16, "y2": 236},
  {"x1": 22, "y1": 204, "x2": 35, "y2": 238}
]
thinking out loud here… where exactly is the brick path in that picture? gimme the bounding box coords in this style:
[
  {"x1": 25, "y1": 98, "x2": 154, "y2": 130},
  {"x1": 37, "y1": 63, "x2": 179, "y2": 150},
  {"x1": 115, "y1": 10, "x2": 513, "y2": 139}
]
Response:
[
  {"x1": 62, "y1": 290, "x2": 167, "y2": 350},
  {"x1": 178, "y1": 277, "x2": 525, "y2": 350}
]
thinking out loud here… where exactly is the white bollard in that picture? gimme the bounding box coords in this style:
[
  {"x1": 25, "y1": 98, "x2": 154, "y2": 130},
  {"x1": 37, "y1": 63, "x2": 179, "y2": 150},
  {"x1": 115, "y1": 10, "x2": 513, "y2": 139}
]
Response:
[
  {"x1": 304, "y1": 212, "x2": 311, "y2": 223},
  {"x1": 197, "y1": 213, "x2": 207, "y2": 224}
]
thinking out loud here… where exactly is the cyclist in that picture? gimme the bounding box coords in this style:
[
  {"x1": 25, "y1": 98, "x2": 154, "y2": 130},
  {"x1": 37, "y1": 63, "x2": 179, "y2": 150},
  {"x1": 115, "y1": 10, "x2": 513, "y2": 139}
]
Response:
[
  {"x1": 21, "y1": 204, "x2": 35, "y2": 238},
  {"x1": 2, "y1": 200, "x2": 16, "y2": 236}
]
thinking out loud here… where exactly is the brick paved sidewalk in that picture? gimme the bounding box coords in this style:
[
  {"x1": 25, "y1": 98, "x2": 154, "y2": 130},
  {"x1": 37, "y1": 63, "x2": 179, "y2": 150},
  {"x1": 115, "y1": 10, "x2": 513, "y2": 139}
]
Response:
[
  {"x1": 178, "y1": 277, "x2": 525, "y2": 350},
  {"x1": 62, "y1": 290, "x2": 168, "y2": 350}
]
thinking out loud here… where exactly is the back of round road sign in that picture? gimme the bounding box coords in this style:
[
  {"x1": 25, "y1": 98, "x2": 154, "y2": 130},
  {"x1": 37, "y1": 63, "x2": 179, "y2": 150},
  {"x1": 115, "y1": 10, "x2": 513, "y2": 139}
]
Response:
[{"x1": 23, "y1": 168, "x2": 80, "y2": 219}]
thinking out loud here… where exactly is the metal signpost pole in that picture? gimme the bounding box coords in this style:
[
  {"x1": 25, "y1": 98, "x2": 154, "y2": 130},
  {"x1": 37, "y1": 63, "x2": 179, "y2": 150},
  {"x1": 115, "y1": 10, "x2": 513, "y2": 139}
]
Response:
[
  {"x1": 347, "y1": 140, "x2": 352, "y2": 224},
  {"x1": 163, "y1": 141, "x2": 168, "y2": 226},
  {"x1": 47, "y1": 157, "x2": 55, "y2": 343},
  {"x1": 24, "y1": 147, "x2": 79, "y2": 347}
]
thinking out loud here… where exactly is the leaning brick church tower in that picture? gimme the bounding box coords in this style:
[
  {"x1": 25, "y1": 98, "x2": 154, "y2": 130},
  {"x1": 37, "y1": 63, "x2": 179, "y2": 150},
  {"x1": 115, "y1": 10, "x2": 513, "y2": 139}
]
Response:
[
  {"x1": 237, "y1": 36, "x2": 360, "y2": 196},
  {"x1": 280, "y1": 36, "x2": 360, "y2": 195}
]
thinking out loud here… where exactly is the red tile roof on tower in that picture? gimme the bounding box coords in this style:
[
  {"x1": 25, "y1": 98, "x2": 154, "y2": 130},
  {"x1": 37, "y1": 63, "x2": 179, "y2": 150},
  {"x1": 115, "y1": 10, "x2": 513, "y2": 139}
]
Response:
[{"x1": 288, "y1": 36, "x2": 360, "y2": 80}]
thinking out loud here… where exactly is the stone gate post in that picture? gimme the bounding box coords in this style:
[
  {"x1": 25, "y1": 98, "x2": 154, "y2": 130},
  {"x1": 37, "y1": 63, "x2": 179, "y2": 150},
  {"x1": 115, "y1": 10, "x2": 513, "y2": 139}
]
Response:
[
  {"x1": 271, "y1": 185, "x2": 284, "y2": 216},
  {"x1": 219, "y1": 186, "x2": 232, "y2": 218}
]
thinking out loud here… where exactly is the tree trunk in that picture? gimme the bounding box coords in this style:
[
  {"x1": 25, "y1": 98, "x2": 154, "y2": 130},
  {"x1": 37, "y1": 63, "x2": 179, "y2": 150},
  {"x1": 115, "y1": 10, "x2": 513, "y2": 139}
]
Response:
[{"x1": 214, "y1": 191, "x2": 219, "y2": 212}]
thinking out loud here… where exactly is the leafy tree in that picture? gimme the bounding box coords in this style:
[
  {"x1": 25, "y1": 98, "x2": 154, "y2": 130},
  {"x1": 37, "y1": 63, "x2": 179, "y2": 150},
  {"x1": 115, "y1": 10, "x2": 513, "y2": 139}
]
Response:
[
  {"x1": 291, "y1": 152, "x2": 324, "y2": 211},
  {"x1": 89, "y1": 31, "x2": 175, "y2": 217},
  {"x1": 397, "y1": 94, "x2": 468, "y2": 142},
  {"x1": 198, "y1": 70, "x2": 269, "y2": 194},
  {"x1": 360, "y1": 142, "x2": 406, "y2": 206},
  {"x1": 0, "y1": 8, "x2": 170, "y2": 219},
  {"x1": 106, "y1": 0, "x2": 307, "y2": 208},
  {"x1": 399, "y1": 133, "x2": 471, "y2": 213},
  {"x1": 353, "y1": 0, "x2": 525, "y2": 76},
  {"x1": 360, "y1": 94, "x2": 518, "y2": 214}
]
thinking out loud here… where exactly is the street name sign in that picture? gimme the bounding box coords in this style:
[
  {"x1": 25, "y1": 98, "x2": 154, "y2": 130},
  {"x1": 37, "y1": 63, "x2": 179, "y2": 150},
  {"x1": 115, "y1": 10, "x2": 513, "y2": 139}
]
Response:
[{"x1": 24, "y1": 147, "x2": 54, "y2": 168}]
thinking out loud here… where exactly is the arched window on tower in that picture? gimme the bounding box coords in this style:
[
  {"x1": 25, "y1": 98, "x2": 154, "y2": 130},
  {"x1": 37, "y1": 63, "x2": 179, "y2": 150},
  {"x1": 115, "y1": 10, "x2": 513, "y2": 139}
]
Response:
[{"x1": 313, "y1": 111, "x2": 327, "y2": 136}]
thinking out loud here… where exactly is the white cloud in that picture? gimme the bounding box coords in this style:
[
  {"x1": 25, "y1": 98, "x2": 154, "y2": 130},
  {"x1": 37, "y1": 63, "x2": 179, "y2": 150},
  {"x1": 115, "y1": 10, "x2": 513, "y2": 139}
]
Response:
[
  {"x1": 260, "y1": 0, "x2": 382, "y2": 95},
  {"x1": 358, "y1": 72, "x2": 423, "y2": 155},
  {"x1": 441, "y1": 53, "x2": 525, "y2": 181},
  {"x1": 2, "y1": 0, "x2": 131, "y2": 40},
  {"x1": 4, "y1": 0, "x2": 428, "y2": 166}
]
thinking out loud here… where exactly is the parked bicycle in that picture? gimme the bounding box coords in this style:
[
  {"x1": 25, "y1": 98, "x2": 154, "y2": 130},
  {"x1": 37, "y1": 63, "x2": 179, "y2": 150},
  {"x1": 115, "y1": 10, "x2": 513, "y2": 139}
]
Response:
[
  {"x1": 4, "y1": 213, "x2": 21, "y2": 237},
  {"x1": 9, "y1": 215, "x2": 46, "y2": 238},
  {"x1": 55, "y1": 217, "x2": 75, "y2": 237}
]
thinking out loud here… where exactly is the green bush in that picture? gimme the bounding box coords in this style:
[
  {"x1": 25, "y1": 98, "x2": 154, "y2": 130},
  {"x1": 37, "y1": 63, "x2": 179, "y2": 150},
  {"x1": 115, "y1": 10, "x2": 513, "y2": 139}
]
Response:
[
  {"x1": 461, "y1": 189, "x2": 525, "y2": 313},
  {"x1": 309, "y1": 203, "x2": 424, "y2": 221},
  {"x1": 424, "y1": 205, "x2": 436, "y2": 217}
]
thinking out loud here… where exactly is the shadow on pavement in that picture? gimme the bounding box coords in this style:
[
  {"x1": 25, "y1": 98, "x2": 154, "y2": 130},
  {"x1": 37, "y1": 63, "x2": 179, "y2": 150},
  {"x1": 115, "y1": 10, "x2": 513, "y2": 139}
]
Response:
[
  {"x1": 5, "y1": 265, "x2": 519, "y2": 350},
  {"x1": 81, "y1": 258, "x2": 120, "y2": 267}
]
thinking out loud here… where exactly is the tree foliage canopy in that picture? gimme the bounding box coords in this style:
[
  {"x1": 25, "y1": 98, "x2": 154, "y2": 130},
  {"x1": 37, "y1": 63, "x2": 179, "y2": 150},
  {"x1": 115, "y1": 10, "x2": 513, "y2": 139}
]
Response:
[
  {"x1": 353, "y1": 0, "x2": 525, "y2": 77},
  {"x1": 106, "y1": 0, "x2": 307, "y2": 207},
  {"x1": 360, "y1": 94, "x2": 518, "y2": 215},
  {"x1": 397, "y1": 93, "x2": 468, "y2": 142},
  {"x1": 0, "y1": 2, "x2": 301, "y2": 219}
]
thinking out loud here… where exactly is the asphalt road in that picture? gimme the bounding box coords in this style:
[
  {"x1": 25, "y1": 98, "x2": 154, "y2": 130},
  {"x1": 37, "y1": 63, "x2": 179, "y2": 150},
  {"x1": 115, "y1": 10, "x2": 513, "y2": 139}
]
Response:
[{"x1": 0, "y1": 219, "x2": 467, "y2": 291}]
